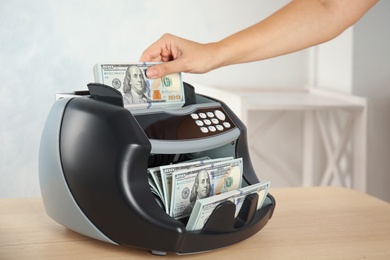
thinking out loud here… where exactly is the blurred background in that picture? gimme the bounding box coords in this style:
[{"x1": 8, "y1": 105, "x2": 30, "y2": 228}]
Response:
[{"x1": 1, "y1": 0, "x2": 389, "y2": 201}]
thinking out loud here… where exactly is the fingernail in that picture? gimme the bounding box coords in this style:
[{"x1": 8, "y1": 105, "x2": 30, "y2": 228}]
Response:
[{"x1": 146, "y1": 67, "x2": 158, "y2": 78}]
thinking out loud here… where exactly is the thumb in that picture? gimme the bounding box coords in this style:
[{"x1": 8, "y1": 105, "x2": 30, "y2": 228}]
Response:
[{"x1": 145, "y1": 60, "x2": 183, "y2": 79}]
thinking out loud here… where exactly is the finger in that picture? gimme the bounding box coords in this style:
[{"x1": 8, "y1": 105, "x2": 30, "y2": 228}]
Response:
[
  {"x1": 139, "y1": 43, "x2": 165, "y2": 62},
  {"x1": 145, "y1": 59, "x2": 184, "y2": 79},
  {"x1": 139, "y1": 49, "x2": 162, "y2": 62},
  {"x1": 140, "y1": 34, "x2": 174, "y2": 62}
]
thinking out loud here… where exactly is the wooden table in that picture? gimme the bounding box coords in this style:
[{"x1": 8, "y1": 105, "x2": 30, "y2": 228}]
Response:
[{"x1": 1, "y1": 187, "x2": 389, "y2": 259}]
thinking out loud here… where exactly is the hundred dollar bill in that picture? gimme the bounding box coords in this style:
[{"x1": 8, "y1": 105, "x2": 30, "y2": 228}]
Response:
[
  {"x1": 148, "y1": 157, "x2": 212, "y2": 210},
  {"x1": 159, "y1": 157, "x2": 234, "y2": 214},
  {"x1": 148, "y1": 171, "x2": 160, "y2": 197},
  {"x1": 148, "y1": 167, "x2": 164, "y2": 205},
  {"x1": 93, "y1": 63, "x2": 185, "y2": 109},
  {"x1": 147, "y1": 170, "x2": 168, "y2": 210},
  {"x1": 186, "y1": 181, "x2": 270, "y2": 231},
  {"x1": 169, "y1": 158, "x2": 243, "y2": 219},
  {"x1": 185, "y1": 190, "x2": 237, "y2": 231},
  {"x1": 232, "y1": 181, "x2": 271, "y2": 215}
]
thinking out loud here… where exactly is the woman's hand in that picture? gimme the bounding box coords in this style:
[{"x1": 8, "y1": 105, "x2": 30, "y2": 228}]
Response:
[{"x1": 139, "y1": 33, "x2": 221, "y2": 78}]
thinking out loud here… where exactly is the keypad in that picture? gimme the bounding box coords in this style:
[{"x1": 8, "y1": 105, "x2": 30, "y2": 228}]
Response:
[{"x1": 190, "y1": 109, "x2": 232, "y2": 134}]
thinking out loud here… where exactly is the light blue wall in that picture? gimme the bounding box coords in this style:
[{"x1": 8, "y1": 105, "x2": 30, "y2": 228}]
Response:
[
  {"x1": 352, "y1": 1, "x2": 390, "y2": 201},
  {"x1": 1, "y1": 0, "x2": 309, "y2": 197}
]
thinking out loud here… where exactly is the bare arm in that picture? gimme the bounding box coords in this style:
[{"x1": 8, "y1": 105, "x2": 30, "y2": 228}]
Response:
[{"x1": 140, "y1": 0, "x2": 378, "y2": 78}]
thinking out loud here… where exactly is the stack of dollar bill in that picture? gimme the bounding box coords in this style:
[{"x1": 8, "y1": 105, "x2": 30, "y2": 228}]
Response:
[
  {"x1": 186, "y1": 181, "x2": 270, "y2": 231},
  {"x1": 147, "y1": 157, "x2": 270, "y2": 231},
  {"x1": 93, "y1": 63, "x2": 185, "y2": 109}
]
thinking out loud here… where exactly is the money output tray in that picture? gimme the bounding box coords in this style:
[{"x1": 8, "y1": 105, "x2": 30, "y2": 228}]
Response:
[{"x1": 39, "y1": 82, "x2": 276, "y2": 255}]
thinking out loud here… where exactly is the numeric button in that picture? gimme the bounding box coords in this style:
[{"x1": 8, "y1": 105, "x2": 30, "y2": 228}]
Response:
[
  {"x1": 204, "y1": 119, "x2": 211, "y2": 125},
  {"x1": 208, "y1": 126, "x2": 216, "y2": 132},
  {"x1": 200, "y1": 127, "x2": 209, "y2": 133},
  {"x1": 211, "y1": 118, "x2": 219, "y2": 124},
  {"x1": 191, "y1": 113, "x2": 199, "y2": 119},
  {"x1": 223, "y1": 122, "x2": 231, "y2": 128},
  {"x1": 216, "y1": 125, "x2": 224, "y2": 131},
  {"x1": 195, "y1": 120, "x2": 204, "y2": 126},
  {"x1": 207, "y1": 112, "x2": 214, "y2": 118}
]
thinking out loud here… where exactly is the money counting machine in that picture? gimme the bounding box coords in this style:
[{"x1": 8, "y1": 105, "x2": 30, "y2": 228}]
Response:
[{"x1": 39, "y1": 82, "x2": 276, "y2": 255}]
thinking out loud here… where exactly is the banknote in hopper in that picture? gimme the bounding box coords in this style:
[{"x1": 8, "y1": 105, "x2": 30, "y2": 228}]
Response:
[
  {"x1": 93, "y1": 63, "x2": 185, "y2": 109},
  {"x1": 186, "y1": 181, "x2": 270, "y2": 231},
  {"x1": 169, "y1": 158, "x2": 243, "y2": 219}
]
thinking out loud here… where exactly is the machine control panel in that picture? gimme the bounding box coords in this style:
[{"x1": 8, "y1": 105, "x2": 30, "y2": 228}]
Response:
[{"x1": 134, "y1": 106, "x2": 237, "y2": 141}]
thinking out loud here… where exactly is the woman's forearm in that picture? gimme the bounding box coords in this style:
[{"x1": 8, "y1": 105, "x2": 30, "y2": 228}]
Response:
[
  {"x1": 212, "y1": 0, "x2": 378, "y2": 69},
  {"x1": 140, "y1": 0, "x2": 378, "y2": 78}
]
